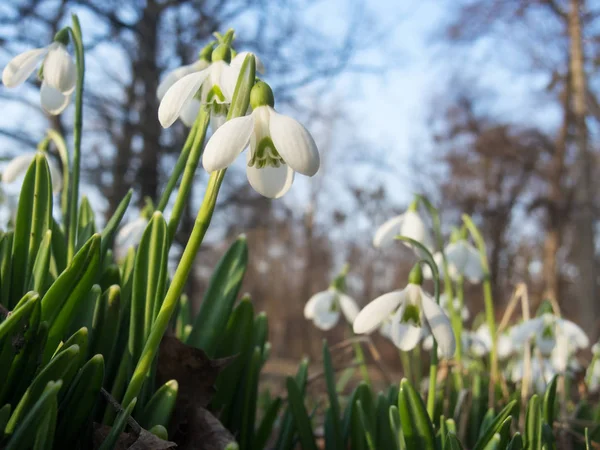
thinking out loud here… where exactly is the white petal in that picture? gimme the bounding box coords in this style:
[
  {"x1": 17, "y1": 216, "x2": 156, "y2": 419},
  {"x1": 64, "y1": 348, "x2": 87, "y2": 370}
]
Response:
[
  {"x1": 268, "y1": 107, "x2": 320, "y2": 176},
  {"x1": 338, "y1": 294, "x2": 360, "y2": 325},
  {"x1": 421, "y1": 292, "x2": 455, "y2": 358},
  {"x1": 445, "y1": 241, "x2": 469, "y2": 272},
  {"x1": 2, "y1": 47, "x2": 48, "y2": 88},
  {"x1": 401, "y1": 211, "x2": 433, "y2": 250},
  {"x1": 157, "y1": 63, "x2": 201, "y2": 100},
  {"x1": 551, "y1": 338, "x2": 569, "y2": 373},
  {"x1": 40, "y1": 82, "x2": 71, "y2": 115},
  {"x1": 353, "y1": 290, "x2": 405, "y2": 334},
  {"x1": 218, "y1": 62, "x2": 239, "y2": 102},
  {"x1": 304, "y1": 290, "x2": 333, "y2": 319},
  {"x1": 390, "y1": 305, "x2": 424, "y2": 351},
  {"x1": 497, "y1": 334, "x2": 514, "y2": 359},
  {"x1": 179, "y1": 98, "x2": 201, "y2": 127},
  {"x1": 510, "y1": 317, "x2": 544, "y2": 345},
  {"x1": 158, "y1": 69, "x2": 209, "y2": 128},
  {"x1": 423, "y1": 252, "x2": 445, "y2": 280},
  {"x1": 115, "y1": 217, "x2": 148, "y2": 259},
  {"x1": 313, "y1": 309, "x2": 340, "y2": 331},
  {"x1": 231, "y1": 51, "x2": 265, "y2": 74},
  {"x1": 210, "y1": 112, "x2": 227, "y2": 131},
  {"x1": 2, "y1": 152, "x2": 36, "y2": 183},
  {"x1": 43, "y1": 43, "x2": 76, "y2": 94},
  {"x1": 246, "y1": 160, "x2": 295, "y2": 199},
  {"x1": 373, "y1": 214, "x2": 405, "y2": 248},
  {"x1": 202, "y1": 114, "x2": 254, "y2": 172},
  {"x1": 463, "y1": 245, "x2": 485, "y2": 282},
  {"x1": 558, "y1": 318, "x2": 589, "y2": 349}
]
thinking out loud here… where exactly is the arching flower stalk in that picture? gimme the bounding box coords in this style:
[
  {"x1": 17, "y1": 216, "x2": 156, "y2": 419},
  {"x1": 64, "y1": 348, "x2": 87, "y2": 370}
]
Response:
[
  {"x1": 2, "y1": 30, "x2": 76, "y2": 114},
  {"x1": 202, "y1": 81, "x2": 320, "y2": 198},
  {"x1": 353, "y1": 263, "x2": 455, "y2": 357}
]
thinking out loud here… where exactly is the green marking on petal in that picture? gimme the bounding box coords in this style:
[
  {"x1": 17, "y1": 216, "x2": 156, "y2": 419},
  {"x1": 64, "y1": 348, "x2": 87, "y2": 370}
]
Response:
[
  {"x1": 402, "y1": 304, "x2": 421, "y2": 326},
  {"x1": 248, "y1": 136, "x2": 284, "y2": 169}
]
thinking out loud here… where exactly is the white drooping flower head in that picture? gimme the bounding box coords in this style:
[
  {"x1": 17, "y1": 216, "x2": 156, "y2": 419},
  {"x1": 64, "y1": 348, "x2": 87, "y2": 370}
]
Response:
[
  {"x1": 353, "y1": 264, "x2": 455, "y2": 357},
  {"x1": 304, "y1": 264, "x2": 359, "y2": 330},
  {"x1": 304, "y1": 289, "x2": 359, "y2": 331},
  {"x1": 114, "y1": 216, "x2": 148, "y2": 261},
  {"x1": 373, "y1": 200, "x2": 433, "y2": 251},
  {"x1": 2, "y1": 151, "x2": 62, "y2": 193},
  {"x1": 444, "y1": 238, "x2": 484, "y2": 283},
  {"x1": 2, "y1": 33, "x2": 76, "y2": 115},
  {"x1": 509, "y1": 313, "x2": 589, "y2": 361},
  {"x1": 470, "y1": 324, "x2": 514, "y2": 359},
  {"x1": 202, "y1": 81, "x2": 320, "y2": 199},
  {"x1": 158, "y1": 40, "x2": 264, "y2": 130}
]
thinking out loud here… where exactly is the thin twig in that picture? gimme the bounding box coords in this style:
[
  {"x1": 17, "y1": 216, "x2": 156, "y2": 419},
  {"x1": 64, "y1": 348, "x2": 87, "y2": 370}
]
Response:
[{"x1": 100, "y1": 388, "x2": 142, "y2": 435}]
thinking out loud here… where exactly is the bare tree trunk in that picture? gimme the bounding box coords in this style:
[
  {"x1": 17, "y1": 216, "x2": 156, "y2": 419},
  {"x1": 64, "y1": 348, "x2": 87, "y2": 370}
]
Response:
[
  {"x1": 543, "y1": 75, "x2": 570, "y2": 306},
  {"x1": 569, "y1": 0, "x2": 597, "y2": 333},
  {"x1": 137, "y1": 1, "x2": 162, "y2": 205}
]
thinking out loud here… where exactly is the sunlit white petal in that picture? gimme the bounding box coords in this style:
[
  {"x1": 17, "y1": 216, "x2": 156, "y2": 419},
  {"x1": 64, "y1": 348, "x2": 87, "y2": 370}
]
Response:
[
  {"x1": 353, "y1": 290, "x2": 405, "y2": 334},
  {"x1": 268, "y1": 107, "x2": 320, "y2": 176},
  {"x1": 179, "y1": 98, "x2": 201, "y2": 127},
  {"x1": 40, "y1": 82, "x2": 71, "y2": 114},
  {"x1": 2, "y1": 47, "x2": 48, "y2": 87},
  {"x1": 158, "y1": 69, "x2": 209, "y2": 128},
  {"x1": 421, "y1": 292, "x2": 455, "y2": 357},
  {"x1": 373, "y1": 214, "x2": 404, "y2": 248},
  {"x1": 2, "y1": 153, "x2": 36, "y2": 184},
  {"x1": 304, "y1": 290, "x2": 333, "y2": 320},
  {"x1": 558, "y1": 318, "x2": 589, "y2": 349},
  {"x1": 391, "y1": 304, "x2": 423, "y2": 351},
  {"x1": 339, "y1": 293, "x2": 360, "y2": 325},
  {"x1": 203, "y1": 114, "x2": 254, "y2": 172},
  {"x1": 246, "y1": 157, "x2": 294, "y2": 199},
  {"x1": 43, "y1": 43, "x2": 76, "y2": 94}
]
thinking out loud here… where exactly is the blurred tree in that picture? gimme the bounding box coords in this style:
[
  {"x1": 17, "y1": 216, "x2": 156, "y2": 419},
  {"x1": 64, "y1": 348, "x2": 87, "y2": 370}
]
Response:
[{"x1": 436, "y1": 0, "x2": 600, "y2": 333}]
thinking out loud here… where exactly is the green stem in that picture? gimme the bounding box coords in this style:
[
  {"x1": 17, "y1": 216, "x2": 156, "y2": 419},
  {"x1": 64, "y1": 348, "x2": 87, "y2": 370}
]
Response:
[
  {"x1": 66, "y1": 15, "x2": 85, "y2": 263},
  {"x1": 352, "y1": 340, "x2": 371, "y2": 387},
  {"x1": 121, "y1": 169, "x2": 225, "y2": 409},
  {"x1": 453, "y1": 276, "x2": 465, "y2": 384},
  {"x1": 46, "y1": 130, "x2": 70, "y2": 220},
  {"x1": 412, "y1": 345, "x2": 422, "y2": 388},
  {"x1": 427, "y1": 343, "x2": 438, "y2": 419},
  {"x1": 167, "y1": 108, "x2": 210, "y2": 243},
  {"x1": 156, "y1": 119, "x2": 199, "y2": 212},
  {"x1": 463, "y1": 214, "x2": 497, "y2": 406},
  {"x1": 400, "y1": 350, "x2": 412, "y2": 386}
]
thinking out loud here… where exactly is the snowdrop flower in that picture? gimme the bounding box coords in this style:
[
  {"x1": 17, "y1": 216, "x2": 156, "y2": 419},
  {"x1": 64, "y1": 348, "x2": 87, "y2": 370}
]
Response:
[
  {"x1": 304, "y1": 289, "x2": 359, "y2": 331},
  {"x1": 438, "y1": 293, "x2": 470, "y2": 321},
  {"x1": 2, "y1": 151, "x2": 62, "y2": 193},
  {"x1": 2, "y1": 37, "x2": 76, "y2": 115},
  {"x1": 202, "y1": 81, "x2": 320, "y2": 198},
  {"x1": 471, "y1": 324, "x2": 513, "y2": 359},
  {"x1": 353, "y1": 264, "x2": 455, "y2": 357},
  {"x1": 158, "y1": 44, "x2": 251, "y2": 129},
  {"x1": 444, "y1": 238, "x2": 484, "y2": 283},
  {"x1": 510, "y1": 313, "x2": 589, "y2": 356},
  {"x1": 114, "y1": 217, "x2": 148, "y2": 260},
  {"x1": 510, "y1": 356, "x2": 556, "y2": 393},
  {"x1": 373, "y1": 202, "x2": 433, "y2": 251}
]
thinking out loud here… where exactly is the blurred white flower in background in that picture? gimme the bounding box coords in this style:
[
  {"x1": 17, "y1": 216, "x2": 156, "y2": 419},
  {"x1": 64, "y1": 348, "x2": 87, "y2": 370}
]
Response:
[
  {"x1": 2, "y1": 151, "x2": 63, "y2": 194},
  {"x1": 304, "y1": 288, "x2": 359, "y2": 331},
  {"x1": 114, "y1": 217, "x2": 148, "y2": 261},
  {"x1": 2, "y1": 42, "x2": 76, "y2": 114}
]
